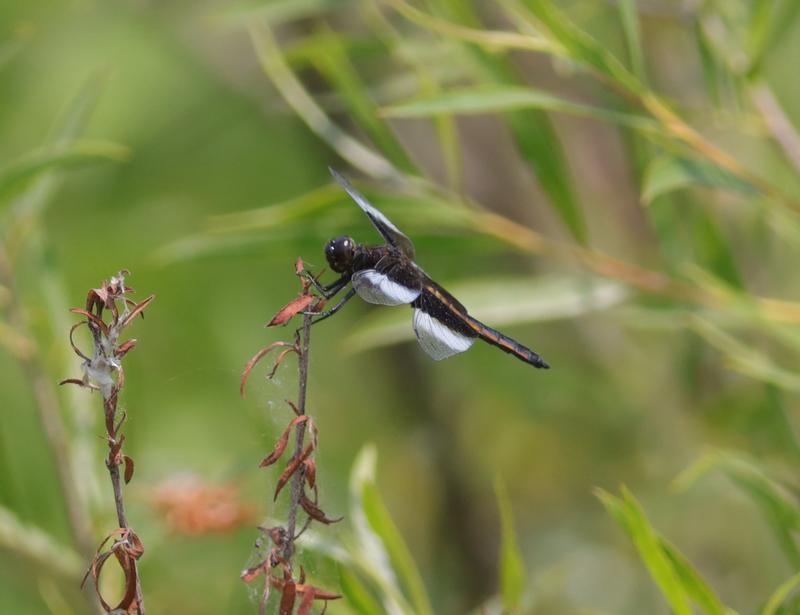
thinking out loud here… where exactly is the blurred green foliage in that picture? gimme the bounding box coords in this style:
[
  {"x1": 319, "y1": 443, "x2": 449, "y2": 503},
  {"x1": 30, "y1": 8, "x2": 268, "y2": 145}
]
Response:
[{"x1": 3, "y1": 0, "x2": 800, "y2": 613}]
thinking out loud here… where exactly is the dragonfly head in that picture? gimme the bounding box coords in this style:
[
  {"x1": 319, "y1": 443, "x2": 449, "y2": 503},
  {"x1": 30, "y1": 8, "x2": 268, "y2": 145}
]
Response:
[{"x1": 325, "y1": 236, "x2": 356, "y2": 273}]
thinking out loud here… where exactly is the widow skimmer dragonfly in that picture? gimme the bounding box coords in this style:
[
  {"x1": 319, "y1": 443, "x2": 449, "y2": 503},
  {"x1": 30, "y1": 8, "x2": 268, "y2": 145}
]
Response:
[{"x1": 305, "y1": 168, "x2": 549, "y2": 369}]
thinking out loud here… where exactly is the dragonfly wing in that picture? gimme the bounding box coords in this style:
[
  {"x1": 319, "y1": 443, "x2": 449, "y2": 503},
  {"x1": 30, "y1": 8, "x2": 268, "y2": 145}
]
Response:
[
  {"x1": 352, "y1": 269, "x2": 421, "y2": 306},
  {"x1": 412, "y1": 307, "x2": 475, "y2": 360},
  {"x1": 330, "y1": 167, "x2": 416, "y2": 259}
]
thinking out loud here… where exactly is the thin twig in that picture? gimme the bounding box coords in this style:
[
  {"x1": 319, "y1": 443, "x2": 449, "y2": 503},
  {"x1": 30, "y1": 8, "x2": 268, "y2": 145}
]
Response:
[
  {"x1": 102, "y1": 390, "x2": 144, "y2": 613},
  {"x1": 283, "y1": 313, "x2": 312, "y2": 564}
]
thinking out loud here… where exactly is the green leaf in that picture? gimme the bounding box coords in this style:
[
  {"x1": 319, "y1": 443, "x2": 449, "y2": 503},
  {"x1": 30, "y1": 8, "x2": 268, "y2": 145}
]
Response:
[
  {"x1": 595, "y1": 488, "x2": 693, "y2": 615},
  {"x1": 494, "y1": 476, "x2": 525, "y2": 611},
  {"x1": 747, "y1": 0, "x2": 800, "y2": 77},
  {"x1": 383, "y1": 85, "x2": 661, "y2": 134},
  {"x1": 361, "y1": 471, "x2": 433, "y2": 615},
  {"x1": 641, "y1": 156, "x2": 755, "y2": 204},
  {"x1": 762, "y1": 570, "x2": 800, "y2": 615},
  {"x1": 519, "y1": 0, "x2": 643, "y2": 95},
  {"x1": 215, "y1": 0, "x2": 346, "y2": 26},
  {"x1": 689, "y1": 316, "x2": 800, "y2": 394},
  {"x1": 346, "y1": 275, "x2": 628, "y2": 354},
  {"x1": 660, "y1": 541, "x2": 728, "y2": 615},
  {"x1": 309, "y1": 28, "x2": 415, "y2": 171},
  {"x1": 350, "y1": 445, "x2": 428, "y2": 615},
  {"x1": 0, "y1": 140, "x2": 130, "y2": 202},
  {"x1": 617, "y1": 0, "x2": 646, "y2": 82},
  {"x1": 429, "y1": 0, "x2": 587, "y2": 244},
  {"x1": 674, "y1": 450, "x2": 800, "y2": 567},
  {"x1": 338, "y1": 564, "x2": 385, "y2": 615}
]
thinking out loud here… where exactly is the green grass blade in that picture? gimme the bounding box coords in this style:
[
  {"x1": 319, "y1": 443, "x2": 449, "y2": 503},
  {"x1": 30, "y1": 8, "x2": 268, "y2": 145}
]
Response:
[
  {"x1": 596, "y1": 487, "x2": 692, "y2": 615},
  {"x1": 674, "y1": 451, "x2": 800, "y2": 568},
  {"x1": 350, "y1": 445, "x2": 427, "y2": 615},
  {"x1": 641, "y1": 156, "x2": 755, "y2": 204},
  {"x1": 430, "y1": 0, "x2": 587, "y2": 244},
  {"x1": 309, "y1": 28, "x2": 415, "y2": 171},
  {"x1": 0, "y1": 140, "x2": 130, "y2": 203},
  {"x1": 382, "y1": 85, "x2": 662, "y2": 134},
  {"x1": 338, "y1": 564, "x2": 385, "y2": 615},
  {"x1": 519, "y1": 0, "x2": 643, "y2": 95},
  {"x1": 617, "y1": 0, "x2": 646, "y2": 82},
  {"x1": 762, "y1": 570, "x2": 800, "y2": 615},
  {"x1": 361, "y1": 479, "x2": 433, "y2": 615},
  {"x1": 495, "y1": 475, "x2": 525, "y2": 611},
  {"x1": 660, "y1": 540, "x2": 728, "y2": 615}
]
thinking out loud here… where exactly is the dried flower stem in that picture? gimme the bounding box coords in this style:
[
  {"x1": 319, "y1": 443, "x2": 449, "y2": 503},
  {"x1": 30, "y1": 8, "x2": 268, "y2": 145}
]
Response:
[
  {"x1": 240, "y1": 262, "x2": 341, "y2": 612},
  {"x1": 283, "y1": 313, "x2": 312, "y2": 564},
  {"x1": 64, "y1": 273, "x2": 153, "y2": 615}
]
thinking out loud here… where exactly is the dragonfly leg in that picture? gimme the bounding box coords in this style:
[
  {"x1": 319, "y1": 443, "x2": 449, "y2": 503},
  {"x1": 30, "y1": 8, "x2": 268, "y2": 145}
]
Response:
[
  {"x1": 306, "y1": 287, "x2": 356, "y2": 326},
  {"x1": 303, "y1": 272, "x2": 349, "y2": 299}
]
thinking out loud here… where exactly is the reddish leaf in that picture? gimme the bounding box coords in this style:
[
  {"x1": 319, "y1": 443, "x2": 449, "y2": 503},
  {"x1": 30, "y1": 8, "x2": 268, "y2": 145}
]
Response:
[
  {"x1": 294, "y1": 584, "x2": 341, "y2": 601},
  {"x1": 241, "y1": 561, "x2": 267, "y2": 583},
  {"x1": 297, "y1": 586, "x2": 316, "y2": 615},
  {"x1": 123, "y1": 455, "x2": 135, "y2": 484},
  {"x1": 267, "y1": 347, "x2": 297, "y2": 380},
  {"x1": 82, "y1": 528, "x2": 144, "y2": 613},
  {"x1": 116, "y1": 339, "x2": 138, "y2": 358},
  {"x1": 300, "y1": 495, "x2": 343, "y2": 525},
  {"x1": 274, "y1": 444, "x2": 314, "y2": 501},
  {"x1": 68, "y1": 321, "x2": 91, "y2": 361},
  {"x1": 240, "y1": 341, "x2": 295, "y2": 397},
  {"x1": 267, "y1": 294, "x2": 315, "y2": 327},
  {"x1": 120, "y1": 294, "x2": 155, "y2": 328},
  {"x1": 279, "y1": 576, "x2": 297, "y2": 615},
  {"x1": 303, "y1": 459, "x2": 316, "y2": 489},
  {"x1": 295, "y1": 257, "x2": 305, "y2": 276},
  {"x1": 59, "y1": 378, "x2": 90, "y2": 388},
  {"x1": 259, "y1": 416, "x2": 308, "y2": 468},
  {"x1": 70, "y1": 308, "x2": 109, "y2": 335}
]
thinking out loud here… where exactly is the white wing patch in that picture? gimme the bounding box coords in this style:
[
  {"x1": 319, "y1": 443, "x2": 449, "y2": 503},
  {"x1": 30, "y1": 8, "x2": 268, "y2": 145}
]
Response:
[
  {"x1": 413, "y1": 308, "x2": 475, "y2": 360},
  {"x1": 352, "y1": 270, "x2": 420, "y2": 306}
]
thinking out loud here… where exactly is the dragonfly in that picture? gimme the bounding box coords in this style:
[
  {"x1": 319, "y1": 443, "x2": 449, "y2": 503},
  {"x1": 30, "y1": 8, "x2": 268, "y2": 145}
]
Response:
[{"x1": 305, "y1": 168, "x2": 549, "y2": 369}]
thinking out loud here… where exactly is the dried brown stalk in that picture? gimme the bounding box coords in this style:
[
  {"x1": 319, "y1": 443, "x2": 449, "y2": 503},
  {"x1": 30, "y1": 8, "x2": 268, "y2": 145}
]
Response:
[
  {"x1": 240, "y1": 259, "x2": 341, "y2": 613},
  {"x1": 62, "y1": 271, "x2": 154, "y2": 615}
]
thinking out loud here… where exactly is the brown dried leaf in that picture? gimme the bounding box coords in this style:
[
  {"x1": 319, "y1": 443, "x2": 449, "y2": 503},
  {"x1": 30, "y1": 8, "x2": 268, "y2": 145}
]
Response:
[
  {"x1": 274, "y1": 444, "x2": 314, "y2": 501},
  {"x1": 279, "y1": 575, "x2": 297, "y2": 615},
  {"x1": 259, "y1": 416, "x2": 308, "y2": 468},
  {"x1": 123, "y1": 455, "x2": 135, "y2": 484},
  {"x1": 59, "y1": 378, "x2": 89, "y2": 388},
  {"x1": 267, "y1": 347, "x2": 297, "y2": 380},
  {"x1": 241, "y1": 561, "x2": 267, "y2": 583},
  {"x1": 303, "y1": 459, "x2": 316, "y2": 489},
  {"x1": 116, "y1": 339, "x2": 138, "y2": 358},
  {"x1": 267, "y1": 294, "x2": 315, "y2": 327},
  {"x1": 120, "y1": 294, "x2": 155, "y2": 328},
  {"x1": 294, "y1": 584, "x2": 341, "y2": 601},
  {"x1": 300, "y1": 495, "x2": 343, "y2": 525},
  {"x1": 297, "y1": 586, "x2": 315, "y2": 615},
  {"x1": 240, "y1": 341, "x2": 295, "y2": 397},
  {"x1": 70, "y1": 308, "x2": 109, "y2": 335}
]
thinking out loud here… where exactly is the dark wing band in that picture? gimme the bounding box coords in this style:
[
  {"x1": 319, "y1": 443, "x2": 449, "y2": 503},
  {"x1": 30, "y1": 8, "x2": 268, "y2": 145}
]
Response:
[{"x1": 329, "y1": 167, "x2": 416, "y2": 259}]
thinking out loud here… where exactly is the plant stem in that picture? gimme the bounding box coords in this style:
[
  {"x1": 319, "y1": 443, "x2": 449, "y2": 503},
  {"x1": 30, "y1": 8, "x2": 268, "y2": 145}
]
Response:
[
  {"x1": 103, "y1": 391, "x2": 144, "y2": 615},
  {"x1": 283, "y1": 313, "x2": 312, "y2": 564}
]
